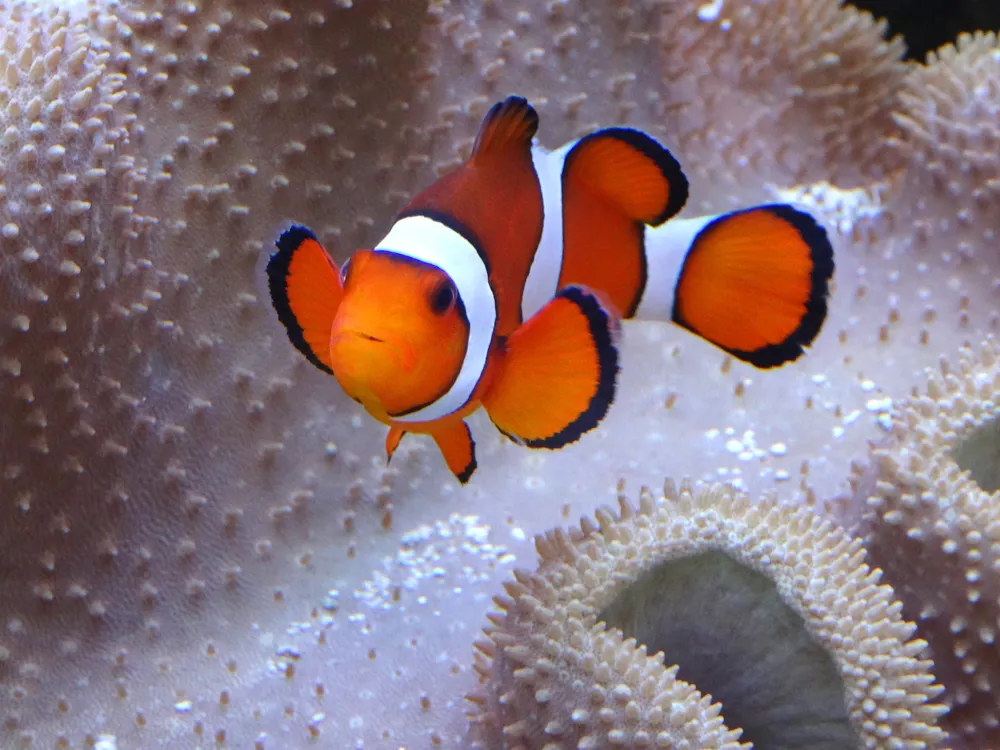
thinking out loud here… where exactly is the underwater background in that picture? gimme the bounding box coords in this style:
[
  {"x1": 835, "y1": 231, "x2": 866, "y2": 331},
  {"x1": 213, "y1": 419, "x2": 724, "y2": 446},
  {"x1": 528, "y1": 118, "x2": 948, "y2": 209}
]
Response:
[{"x1": 0, "y1": 0, "x2": 998, "y2": 747}]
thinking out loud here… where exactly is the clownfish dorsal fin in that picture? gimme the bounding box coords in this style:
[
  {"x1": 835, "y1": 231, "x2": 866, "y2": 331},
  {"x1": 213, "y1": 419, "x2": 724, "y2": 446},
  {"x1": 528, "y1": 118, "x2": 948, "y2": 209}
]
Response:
[
  {"x1": 671, "y1": 204, "x2": 835, "y2": 368},
  {"x1": 266, "y1": 224, "x2": 344, "y2": 375},
  {"x1": 385, "y1": 426, "x2": 407, "y2": 464},
  {"x1": 563, "y1": 128, "x2": 689, "y2": 227},
  {"x1": 470, "y1": 96, "x2": 539, "y2": 161},
  {"x1": 431, "y1": 421, "x2": 477, "y2": 484},
  {"x1": 482, "y1": 286, "x2": 621, "y2": 449}
]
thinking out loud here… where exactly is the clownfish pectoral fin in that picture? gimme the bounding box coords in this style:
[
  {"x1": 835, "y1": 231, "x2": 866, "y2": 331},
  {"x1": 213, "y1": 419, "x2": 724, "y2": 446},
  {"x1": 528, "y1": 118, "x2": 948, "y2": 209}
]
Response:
[
  {"x1": 482, "y1": 286, "x2": 621, "y2": 449},
  {"x1": 431, "y1": 421, "x2": 477, "y2": 484},
  {"x1": 471, "y1": 95, "x2": 539, "y2": 160},
  {"x1": 672, "y1": 204, "x2": 835, "y2": 369},
  {"x1": 266, "y1": 224, "x2": 344, "y2": 375},
  {"x1": 385, "y1": 426, "x2": 406, "y2": 465},
  {"x1": 563, "y1": 128, "x2": 689, "y2": 227}
]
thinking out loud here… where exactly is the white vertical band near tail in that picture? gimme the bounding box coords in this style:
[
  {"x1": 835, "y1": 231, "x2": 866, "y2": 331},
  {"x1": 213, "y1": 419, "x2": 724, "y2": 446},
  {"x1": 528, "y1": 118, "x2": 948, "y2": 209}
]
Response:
[
  {"x1": 374, "y1": 215, "x2": 496, "y2": 423},
  {"x1": 634, "y1": 214, "x2": 718, "y2": 322}
]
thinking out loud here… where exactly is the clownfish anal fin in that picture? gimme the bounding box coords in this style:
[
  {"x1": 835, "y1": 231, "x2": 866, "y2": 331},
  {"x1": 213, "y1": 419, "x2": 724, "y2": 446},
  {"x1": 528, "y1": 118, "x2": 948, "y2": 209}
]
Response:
[
  {"x1": 431, "y1": 421, "x2": 477, "y2": 484},
  {"x1": 563, "y1": 128, "x2": 689, "y2": 227},
  {"x1": 471, "y1": 95, "x2": 539, "y2": 160},
  {"x1": 385, "y1": 426, "x2": 407, "y2": 464},
  {"x1": 266, "y1": 224, "x2": 344, "y2": 375},
  {"x1": 482, "y1": 285, "x2": 621, "y2": 449},
  {"x1": 673, "y1": 204, "x2": 835, "y2": 369}
]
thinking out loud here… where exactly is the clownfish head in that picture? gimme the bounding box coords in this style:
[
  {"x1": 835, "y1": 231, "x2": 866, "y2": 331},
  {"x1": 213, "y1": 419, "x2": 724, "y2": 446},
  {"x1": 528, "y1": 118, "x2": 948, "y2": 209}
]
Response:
[{"x1": 328, "y1": 249, "x2": 470, "y2": 421}]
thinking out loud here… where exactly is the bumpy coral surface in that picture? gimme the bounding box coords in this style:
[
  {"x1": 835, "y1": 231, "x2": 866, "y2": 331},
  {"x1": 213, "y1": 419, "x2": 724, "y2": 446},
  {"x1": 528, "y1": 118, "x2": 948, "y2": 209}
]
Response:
[
  {"x1": 469, "y1": 482, "x2": 946, "y2": 748},
  {"x1": 852, "y1": 339, "x2": 1000, "y2": 748},
  {"x1": 0, "y1": 0, "x2": 997, "y2": 746}
]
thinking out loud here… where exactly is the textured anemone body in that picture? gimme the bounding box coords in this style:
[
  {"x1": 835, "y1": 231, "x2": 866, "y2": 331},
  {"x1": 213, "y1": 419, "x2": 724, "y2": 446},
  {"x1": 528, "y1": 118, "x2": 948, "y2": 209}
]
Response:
[
  {"x1": 0, "y1": 0, "x2": 998, "y2": 746},
  {"x1": 885, "y1": 31, "x2": 1000, "y2": 262},
  {"x1": 660, "y1": 0, "x2": 909, "y2": 202},
  {"x1": 853, "y1": 339, "x2": 1000, "y2": 748},
  {"x1": 0, "y1": 1, "x2": 441, "y2": 745},
  {"x1": 469, "y1": 482, "x2": 947, "y2": 748}
]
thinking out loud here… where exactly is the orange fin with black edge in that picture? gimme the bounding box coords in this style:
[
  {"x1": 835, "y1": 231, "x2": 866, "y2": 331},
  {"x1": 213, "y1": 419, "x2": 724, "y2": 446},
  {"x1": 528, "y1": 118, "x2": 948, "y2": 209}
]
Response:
[
  {"x1": 386, "y1": 426, "x2": 406, "y2": 464},
  {"x1": 562, "y1": 128, "x2": 689, "y2": 227},
  {"x1": 482, "y1": 285, "x2": 621, "y2": 449},
  {"x1": 471, "y1": 95, "x2": 539, "y2": 160},
  {"x1": 266, "y1": 224, "x2": 343, "y2": 374},
  {"x1": 431, "y1": 421, "x2": 477, "y2": 484},
  {"x1": 672, "y1": 204, "x2": 835, "y2": 369}
]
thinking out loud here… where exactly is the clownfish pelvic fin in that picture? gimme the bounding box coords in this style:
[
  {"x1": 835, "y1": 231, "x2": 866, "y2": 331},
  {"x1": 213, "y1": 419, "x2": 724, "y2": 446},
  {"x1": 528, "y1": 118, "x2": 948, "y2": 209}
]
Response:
[
  {"x1": 471, "y1": 95, "x2": 539, "y2": 161},
  {"x1": 385, "y1": 425, "x2": 407, "y2": 465},
  {"x1": 266, "y1": 224, "x2": 344, "y2": 375},
  {"x1": 430, "y1": 421, "x2": 477, "y2": 484},
  {"x1": 482, "y1": 285, "x2": 621, "y2": 449}
]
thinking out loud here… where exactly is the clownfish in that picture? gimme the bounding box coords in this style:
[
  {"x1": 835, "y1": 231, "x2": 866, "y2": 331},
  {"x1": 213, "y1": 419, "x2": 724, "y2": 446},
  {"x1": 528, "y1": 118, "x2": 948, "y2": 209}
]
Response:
[{"x1": 266, "y1": 96, "x2": 834, "y2": 484}]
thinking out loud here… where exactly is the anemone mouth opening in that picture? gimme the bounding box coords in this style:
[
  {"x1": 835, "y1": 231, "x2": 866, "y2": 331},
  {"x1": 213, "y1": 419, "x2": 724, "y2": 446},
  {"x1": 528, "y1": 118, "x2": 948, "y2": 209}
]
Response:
[
  {"x1": 597, "y1": 550, "x2": 856, "y2": 750},
  {"x1": 950, "y1": 416, "x2": 1000, "y2": 494}
]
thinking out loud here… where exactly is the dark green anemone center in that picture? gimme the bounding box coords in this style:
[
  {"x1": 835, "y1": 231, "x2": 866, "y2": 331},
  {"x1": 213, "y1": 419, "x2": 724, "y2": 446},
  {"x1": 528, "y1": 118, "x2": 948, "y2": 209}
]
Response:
[
  {"x1": 598, "y1": 550, "x2": 855, "y2": 750},
  {"x1": 951, "y1": 416, "x2": 1000, "y2": 494}
]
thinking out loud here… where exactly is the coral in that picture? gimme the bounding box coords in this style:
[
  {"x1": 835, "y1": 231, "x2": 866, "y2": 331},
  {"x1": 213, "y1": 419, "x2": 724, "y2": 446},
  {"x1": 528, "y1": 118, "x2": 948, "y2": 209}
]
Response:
[
  {"x1": 850, "y1": 339, "x2": 1000, "y2": 747},
  {"x1": 468, "y1": 482, "x2": 947, "y2": 748},
  {"x1": 0, "y1": 0, "x2": 997, "y2": 745}
]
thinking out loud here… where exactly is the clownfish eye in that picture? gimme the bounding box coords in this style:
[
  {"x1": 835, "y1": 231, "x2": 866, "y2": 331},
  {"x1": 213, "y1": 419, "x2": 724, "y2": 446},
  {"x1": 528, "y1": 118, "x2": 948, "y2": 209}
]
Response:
[{"x1": 429, "y1": 279, "x2": 456, "y2": 315}]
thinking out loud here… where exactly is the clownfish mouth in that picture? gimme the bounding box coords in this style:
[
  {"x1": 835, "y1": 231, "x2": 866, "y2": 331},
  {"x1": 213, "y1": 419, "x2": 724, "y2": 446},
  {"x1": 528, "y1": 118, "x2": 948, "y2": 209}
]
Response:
[
  {"x1": 331, "y1": 329, "x2": 383, "y2": 345},
  {"x1": 329, "y1": 329, "x2": 416, "y2": 373}
]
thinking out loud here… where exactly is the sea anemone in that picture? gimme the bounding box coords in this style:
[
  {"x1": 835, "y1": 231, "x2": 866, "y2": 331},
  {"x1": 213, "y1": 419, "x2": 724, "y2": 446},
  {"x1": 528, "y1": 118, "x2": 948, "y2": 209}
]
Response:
[
  {"x1": 0, "y1": 1, "x2": 449, "y2": 745},
  {"x1": 468, "y1": 481, "x2": 947, "y2": 748},
  {"x1": 660, "y1": 0, "x2": 909, "y2": 196},
  {"x1": 883, "y1": 30, "x2": 1000, "y2": 262},
  {"x1": 851, "y1": 338, "x2": 1000, "y2": 748},
  {"x1": 0, "y1": 0, "x2": 997, "y2": 745}
]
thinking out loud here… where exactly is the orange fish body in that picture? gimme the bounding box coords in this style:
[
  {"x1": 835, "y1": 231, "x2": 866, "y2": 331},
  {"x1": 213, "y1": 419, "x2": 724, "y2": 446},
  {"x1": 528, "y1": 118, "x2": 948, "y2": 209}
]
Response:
[{"x1": 267, "y1": 97, "x2": 834, "y2": 483}]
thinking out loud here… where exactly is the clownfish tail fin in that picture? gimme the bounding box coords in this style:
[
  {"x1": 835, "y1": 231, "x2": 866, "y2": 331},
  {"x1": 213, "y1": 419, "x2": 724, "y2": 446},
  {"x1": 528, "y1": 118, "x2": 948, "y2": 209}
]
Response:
[
  {"x1": 562, "y1": 128, "x2": 689, "y2": 227},
  {"x1": 667, "y1": 204, "x2": 834, "y2": 368},
  {"x1": 431, "y1": 421, "x2": 477, "y2": 484},
  {"x1": 471, "y1": 95, "x2": 539, "y2": 160},
  {"x1": 482, "y1": 285, "x2": 621, "y2": 449},
  {"x1": 266, "y1": 224, "x2": 344, "y2": 375}
]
